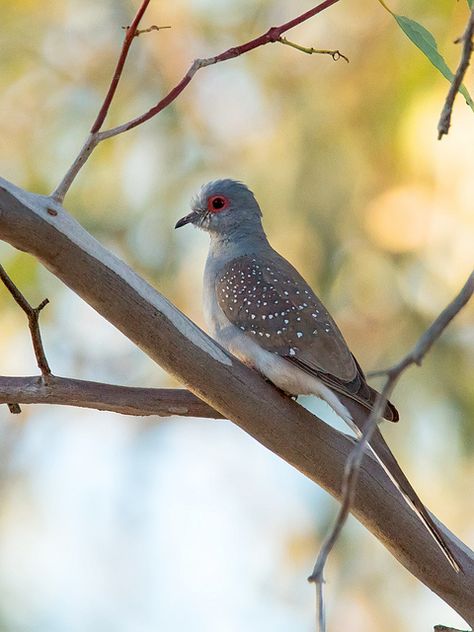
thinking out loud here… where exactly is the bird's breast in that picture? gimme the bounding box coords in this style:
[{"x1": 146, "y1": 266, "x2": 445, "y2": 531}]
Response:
[{"x1": 203, "y1": 254, "x2": 241, "y2": 343}]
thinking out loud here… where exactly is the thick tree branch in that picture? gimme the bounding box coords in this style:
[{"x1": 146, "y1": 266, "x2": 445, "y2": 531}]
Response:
[
  {"x1": 51, "y1": 0, "x2": 341, "y2": 202},
  {"x1": 0, "y1": 178, "x2": 473, "y2": 624},
  {"x1": 0, "y1": 375, "x2": 223, "y2": 419}
]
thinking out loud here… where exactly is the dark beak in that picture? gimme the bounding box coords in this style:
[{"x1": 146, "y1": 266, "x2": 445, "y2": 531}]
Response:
[{"x1": 175, "y1": 210, "x2": 200, "y2": 229}]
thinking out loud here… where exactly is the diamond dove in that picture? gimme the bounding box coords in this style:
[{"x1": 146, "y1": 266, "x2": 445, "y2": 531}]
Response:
[{"x1": 175, "y1": 178, "x2": 460, "y2": 572}]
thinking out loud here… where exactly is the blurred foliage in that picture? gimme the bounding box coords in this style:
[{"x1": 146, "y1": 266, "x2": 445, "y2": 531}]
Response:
[
  {"x1": 0, "y1": 1, "x2": 473, "y2": 631},
  {"x1": 378, "y1": 0, "x2": 474, "y2": 109}
]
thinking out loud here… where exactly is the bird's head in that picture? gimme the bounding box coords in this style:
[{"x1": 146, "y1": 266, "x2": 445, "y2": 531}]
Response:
[{"x1": 175, "y1": 179, "x2": 263, "y2": 237}]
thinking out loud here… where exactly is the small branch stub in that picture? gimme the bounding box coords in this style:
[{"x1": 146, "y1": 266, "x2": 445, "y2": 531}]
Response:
[
  {"x1": 278, "y1": 36, "x2": 349, "y2": 62},
  {"x1": 122, "y1": 24, "x2": 171, "y2": 37}
]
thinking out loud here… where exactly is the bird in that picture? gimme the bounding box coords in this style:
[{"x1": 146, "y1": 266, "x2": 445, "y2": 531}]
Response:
[{"x1": 175, "y1": 178, "x2": 460, "y2": 572}]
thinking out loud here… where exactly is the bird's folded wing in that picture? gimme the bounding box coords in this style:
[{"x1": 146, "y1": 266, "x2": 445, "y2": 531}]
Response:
[
  {"x1": 216, "y1": 254, "x2": 398, "y2": 420},
  {"x1": 215, "y1": 254, "x2": 398, "y2": 420},
  {"x1": 215, "y1": 254, "x2": 358, "y2": 382}
]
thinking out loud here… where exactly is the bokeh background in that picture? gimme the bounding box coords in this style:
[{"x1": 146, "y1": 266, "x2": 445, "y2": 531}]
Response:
[{"x1": 0, "y1": 1, "x2": 473, "y2": 630}]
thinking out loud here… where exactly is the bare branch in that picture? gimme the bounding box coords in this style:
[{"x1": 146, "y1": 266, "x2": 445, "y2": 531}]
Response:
[
  {"x1": 438, "y1": 6, "x2": 474, "y2": 140},
  {"x1": 90, "y1": 0, "x2": 152, "y2": 135},
  {"x1": 50, "y1": 134, "x2": 100, "y2": 204},
  {"x1": 370, "y1": 271, "x2": 473, "y2": 380},
  {"x1": 308, "y1": 270, "x2": 473, "y2": 628},
  {"x1": 278, "y1": 36, "x2": 349, "y2": 62},
  {"x1": 51, "y1": 0, "x2": 155, "y2": 203},
  {"x1": 400, "y1": 271, "x2": 473, "y2": 367},
  {"x1": 0, "y1": 264, "x2": 52, "y2": 378},
  {"x1": 0, "y1": 375, "x2": 223, "y2": 419},
  {"x1": 315, "y1": 583, "x2": 326, "y2": 632},
  {"x1": 99, "y1": 0, "x2": 342, "y2": 137},
  {"x1": 51, "y1": 0, "x2": 342, "y2": 202}
]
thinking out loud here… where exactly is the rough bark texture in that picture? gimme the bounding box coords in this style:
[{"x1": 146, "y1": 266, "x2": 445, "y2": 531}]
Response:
[{"x1": 0, "y1": 178, "x2": 473, "y2": 625}]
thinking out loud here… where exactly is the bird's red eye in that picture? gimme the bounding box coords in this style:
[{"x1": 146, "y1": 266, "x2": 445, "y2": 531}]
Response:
[{"x1": 207, "y1": 195, "x2": 229, "y2": 213}]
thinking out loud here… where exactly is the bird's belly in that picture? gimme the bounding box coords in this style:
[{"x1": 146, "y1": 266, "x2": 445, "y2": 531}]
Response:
[
  {"x1": 203, "y1": 279, "x2": 352, "y2": 421},
  {"x1": 219, "y1": 326, "x2": 353, "y2": 421},
  {"x1": 203, "y1": 271, "x2": 225, "y2": 338}
]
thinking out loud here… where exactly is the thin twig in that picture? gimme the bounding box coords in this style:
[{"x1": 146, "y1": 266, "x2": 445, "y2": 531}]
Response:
[
  {"x1": 99, "y1": 0, "x2": 341, "y2": 138},
  {"x1": 51, "y1": 134, "x2": 99, "y2": 203},
  {"x1": 438, "y1": 6, "x2": 474, "y2": 140},
  {"x1": 90, "y1": 0, "x2": 151, "y2": 134},
  {"x1": 316, "y1": 582, "x2": 326, "y2": 632},
  {"x1": 51, "y1": 0, "x2": 342, "y2": 202},
  {"x1": 51, "y1": 0, "x2": 153, "y2": 202},
  {"x1": 308, "y1": 376, "x2": 396, "y2": 580},
  {"x1": 365, "y1": 368, "x2": 386, "y2": 378},
  {"x1": 279, "y1": 36, "x2": 349, "y2": 62},
  {"x1": 122, "y1": 24, "x2": 171, "y2": 37},
  {"x1": 0, "y1": 264, "x2": 52, "y2": 378},
  {"x1": 308, "y1": 270, "x2": 473, "y2": 631}
]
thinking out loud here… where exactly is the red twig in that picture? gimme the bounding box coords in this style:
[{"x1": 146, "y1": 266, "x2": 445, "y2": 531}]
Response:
[
  {"x1": 52, "y1": 0, "x2": 341, "y2": 202},
  {"x1": 90, "y1": 0, "x2": 151, "y2": 134},
  {"x1": 100, "y1": 0, "x2": 341, "y2": 137}
]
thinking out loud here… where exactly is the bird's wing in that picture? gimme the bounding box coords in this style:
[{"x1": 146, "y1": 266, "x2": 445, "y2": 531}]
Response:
[
  {"x1": 216, "y1": 254, "x2": 355, "y2": 377},
  {"x1": 215, "y1": 254, "x2": 397, "y2": 420}
]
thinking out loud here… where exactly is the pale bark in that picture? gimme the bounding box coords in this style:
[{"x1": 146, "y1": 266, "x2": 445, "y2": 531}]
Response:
[
  {"x1": 0, "y1": 375, "x2": 223, "y2": 419},
  {"x1": 0, "y1": 177, "x2": 473, "y2": 625}
]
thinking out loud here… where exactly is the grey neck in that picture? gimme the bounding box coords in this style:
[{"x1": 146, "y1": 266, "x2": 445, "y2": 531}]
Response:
[{"x1": 208, "y1": 223, "x2": 271, "y2": 262}]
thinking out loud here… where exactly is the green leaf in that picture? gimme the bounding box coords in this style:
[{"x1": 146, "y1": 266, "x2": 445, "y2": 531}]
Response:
[
  {"x1": 468, "y1": 0, "x2": 473, "y2": 9},
  {"x1": 394, "y1": 14, "x2": 474, "y2": 111}
]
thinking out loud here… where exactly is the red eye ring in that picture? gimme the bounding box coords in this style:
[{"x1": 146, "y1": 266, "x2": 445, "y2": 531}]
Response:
[{"x1": 207, "y1": 195, "x2": 230, "y2": 213}]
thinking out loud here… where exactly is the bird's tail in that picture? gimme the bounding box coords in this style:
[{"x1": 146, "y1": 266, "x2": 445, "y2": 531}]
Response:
[{"x1": 338, "y1": 396, "x2": 462, "y2": 573}]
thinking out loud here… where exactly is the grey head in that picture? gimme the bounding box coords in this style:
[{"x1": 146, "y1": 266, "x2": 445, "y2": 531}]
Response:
[{"x1": 175, "y1": 179, "x2": 264, "y2": 239}]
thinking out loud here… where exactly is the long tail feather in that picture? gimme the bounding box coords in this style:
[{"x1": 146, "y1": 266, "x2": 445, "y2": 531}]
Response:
[
  {"x1": 339, "y1": 396, "x2": 461, "y2": 573},
  {"x1": 369, "y1": 426, "x2": 460, "y2": 572}
]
